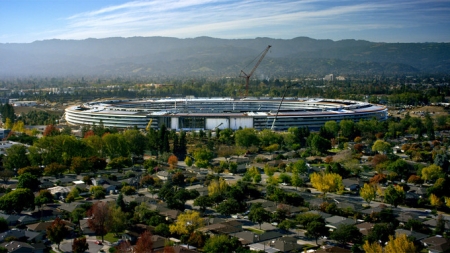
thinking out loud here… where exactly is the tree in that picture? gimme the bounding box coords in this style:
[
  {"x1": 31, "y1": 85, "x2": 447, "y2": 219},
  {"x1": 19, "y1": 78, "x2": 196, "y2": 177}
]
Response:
[
  {"x1": 434, "y1": 153, "x2": 449, "y2": 173},
  {"x1": 0, "y1": 170, "x2": 14, "y2": 183},
  {"x1": 124, "y1": 129, "x2": 147, "y2": 157},
  {"x1": 90, "y1": 186, "x2": 106, "y2": 199},
  {"x1": 0, "y1": 188, "x2": 35, "y2": 214},
  {"x1": 17, "y1": 172, "x2": 40, "y2": 191},
  {"x1": 44, "y1": 163, "x2": 67, "y2": 177},
  {"x1": 216, "y1": 198, "x2": 242, "y2": 216},
  {"x1": 372, "y1": 140, "x2": 391, "y2": 154},
  {"x1": 291, "y1": 173, "x2": 303, "y2": 189},
  {"x1": 308, "y1": 134, "x2": 331, "y2": 153},
  {"x1": 360, "y1": 183, "x2": 376, "y2": 204},
  {"x1": 168, "y1": 155, "x2": 178, "y2": 169},
  {"x1": 3, "y1": 144, "x2": 29, "y2": 170},
  {"x1": 363, "y1": 240, "x2": 383, "y2": 253},
  {"x1": 208, "y1": 178, "x2": 228, "y2": 198},
  {"x1": 306, "y1": 221, "x2": 328, "y2": 244},
  {"x1": 292, "y1": 159, "x2": 308, "y2": 174},
  {"x1": 193, "y1": 196, "x2": 212, "y2": 212},
  {"x1": 385, "y1": 234, "x2": 416, "y2": 253},
  {"x1": 108, "y1": 156, "x2": 131, "y2": 171},
  {"x1": 107, "y1": 205, "x2": 127, "y2": 236},
  {"x1": 134, "y1": 230, "x2": 153, "y2": 253},
  {"x1": 72, "y1": 237, "x2": 89, "y2": 253},
  {"x1": 366, "y1": 223, "x2": 395, "y2": 244},
  {"x1": 169, "y1": 210, "x2": 204, "y2": 236},
  {"x1": 17, "y1": 166, "x2": 42, "y2": 177},
  {"x1": 234, "y1": 128, "x2": 259, "y2": 148},
  {"x1": 330, "y1": 224, "x2": 363, "y2": 246},
  {"x1": 70, "y1": 157, "x2": 90, "y2": 175},
  {"x1": 0, "y1": 218, "x2": 8, "y2": 233},
  {"x1": 248, "y1": 203, "x2": 270, "y2": 229},
  {"x1": 310, "y1": 172, "x2": 344, "y2": 198},
  {"x1": 430, "y1": 193, "x2": 443, "y2": 208},
  {"x1": 421, "y1": 164, "x2": 443, "y2": 182},
  {"x1": 184, "y1": 156, "x2": 193, "y2": 167},
  {"x1": 35, "y1": 190, "x2": 54, "y2": 218},
  {"x1": 47, "y1": 217, "x2": 68, "y2": 250},
  {"x1": 384, "y1": 185, "x2": 405, "y2": 208},
  {"x1": 71, "y1": 208, "x2": 86, "y2": 229},
  {"x1": 43, "y1": 124, "x2": 60, "y2": 137},
  {"x1": 203, "y1": 235, "x2": 240, "y2": 253},
  {"x1": 87, "y1": 201, "x2": 110, "y2": 242}
]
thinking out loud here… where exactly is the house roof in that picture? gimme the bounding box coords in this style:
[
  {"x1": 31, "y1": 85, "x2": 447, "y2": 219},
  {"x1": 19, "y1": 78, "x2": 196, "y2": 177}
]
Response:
[
  {"x1": 395, "y1": 229, "x2": 428, "y2": 241},
  {"x1": 0, "y1": 241, "x2": 34, "y2": 253},
  {"x1": 0, "y1": 229, "x2": 40, "y2": 243},
  {"x1": 355, "y1": 222, "x2": 374, "y2": 236},
  {"x1": 316, "y1": 245, "x2": 351, "y2": 253}
]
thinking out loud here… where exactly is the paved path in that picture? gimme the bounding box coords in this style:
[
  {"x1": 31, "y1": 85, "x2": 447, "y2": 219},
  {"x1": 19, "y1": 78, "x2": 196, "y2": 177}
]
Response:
[{"x1": 56, "y1": 236, "x2": 111, "y2": 253}]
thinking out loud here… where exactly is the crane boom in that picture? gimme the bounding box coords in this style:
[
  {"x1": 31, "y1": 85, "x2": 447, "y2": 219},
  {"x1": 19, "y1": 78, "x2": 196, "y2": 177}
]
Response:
[{"x1": 240, "y1": 45, "x2": 271, "y2": 97}]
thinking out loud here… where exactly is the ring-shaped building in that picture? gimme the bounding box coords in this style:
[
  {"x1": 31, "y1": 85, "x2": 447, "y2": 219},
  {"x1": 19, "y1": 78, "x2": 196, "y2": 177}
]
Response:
[{"x1": 65, "y1": 97, "x2": 388, "y2": 131}]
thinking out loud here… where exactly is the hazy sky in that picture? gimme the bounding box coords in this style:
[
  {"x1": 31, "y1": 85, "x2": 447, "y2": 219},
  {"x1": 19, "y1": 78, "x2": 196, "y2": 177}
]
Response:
[{"x1": 1, "y1": 0, "x2": 449, "y2": 43}]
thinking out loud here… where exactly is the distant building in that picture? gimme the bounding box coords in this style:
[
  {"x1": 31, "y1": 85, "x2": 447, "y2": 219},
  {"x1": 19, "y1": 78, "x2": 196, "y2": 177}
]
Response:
[
  {"x1": 0, "y1": 129, "x2": 11, "y2": 140},
  {"x1": 12, "y1": 101, "x2": 37, "y2": 107},
  {"x1": 323, "y1": 74, "x2": 334, "y2": 81}
]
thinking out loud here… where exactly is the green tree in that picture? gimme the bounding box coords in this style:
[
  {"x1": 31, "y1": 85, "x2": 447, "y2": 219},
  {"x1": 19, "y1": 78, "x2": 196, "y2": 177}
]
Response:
[
  {"x1": 102, "y1": 133, "x2": 130, "y2": 159},
  {"x1": 203, "y1": 235, "x2": 240, "y2": 253},
  {"x1": 124, "y1": 129, "x2": 148, "y2": 156},
  {"x1": 3, "y1": 144, "x2": 30, "y2": 170},
  {"x1": 17, "y1": 173, "x2": 40, "y2": 191},
  {"x1": 421, "y1": 164, "x2": 443, "y2": 182},
  {"x1": 366, "y1": 223, "x2": 395, "y2": 244},
  {"x1": 308, "y1": 133, "x2": 331, "y2": 153},
  {"x1": 47, "y1": 217, "x2": 68, "y2": 250},
  {"x1": 424, "y1": 112, "x2": 435, "y2": 140},
  {"x1": 248, "y1": 203, "x2": 270, "y2": 229},
  {"x1": 44, "y1": 163, "x2": 67, "y2": 177},
  {"x1": 384, "y1": 185, "x2": 405, "y2": 207},
  {"x1": 372, "y1": 140, "x2": 391, "y2": 154},
  {"x1": 0, "y1": 218, "x2": 8, "y2": 232},
  {"x1": 330, "y1": 224, "x2": 363, "y2": 246},
  {"x1": 70, "y1": 157, "x2": 90, "y2": 175},
  {"x1": 234, "y1": 128, "x2": 259, "y2": 148},
  {"x1": 216, "y1": 198, "x2": 242, "y2": 216},
  {"x1": 107, "y1": 205, "x2": 127, "y2": 236},
  {"x1": 193, "y1": 196, "x2": 212, "y2": 212},
  {"x1": 306, "y1": 221, "x2": 328, "y2": 244},
  {"x1": 0, "y1": 188, "x2": 35, "y2": 214}
]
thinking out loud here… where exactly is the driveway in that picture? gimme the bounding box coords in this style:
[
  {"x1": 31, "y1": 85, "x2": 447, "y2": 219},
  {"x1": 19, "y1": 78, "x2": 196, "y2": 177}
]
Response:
[{"x1": 58, "y1": 236, "x2": 109, "y2": 253}]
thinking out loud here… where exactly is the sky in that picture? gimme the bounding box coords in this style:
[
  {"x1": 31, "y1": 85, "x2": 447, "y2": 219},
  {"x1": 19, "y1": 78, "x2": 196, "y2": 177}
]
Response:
[{"x1": 1, "y1": 0, "x2": 450, "y2": 43}]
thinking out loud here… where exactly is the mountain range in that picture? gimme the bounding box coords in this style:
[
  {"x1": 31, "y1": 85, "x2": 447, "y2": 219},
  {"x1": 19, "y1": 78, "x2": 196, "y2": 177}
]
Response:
[{"x1": 1, "y1": 36, "x2": 449, "y2": 78}]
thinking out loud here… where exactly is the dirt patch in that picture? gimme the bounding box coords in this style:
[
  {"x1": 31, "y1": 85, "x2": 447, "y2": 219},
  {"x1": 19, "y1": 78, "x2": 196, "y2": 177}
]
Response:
[{"x1": 391, "y1": 105, "x2": 449, "y2": 119}]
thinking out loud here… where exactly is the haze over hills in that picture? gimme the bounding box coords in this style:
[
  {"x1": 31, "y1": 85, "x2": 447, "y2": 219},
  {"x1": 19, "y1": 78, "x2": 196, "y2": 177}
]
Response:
[{"x1": 1, "y1": 36, "x2": 449, "y2": 78}]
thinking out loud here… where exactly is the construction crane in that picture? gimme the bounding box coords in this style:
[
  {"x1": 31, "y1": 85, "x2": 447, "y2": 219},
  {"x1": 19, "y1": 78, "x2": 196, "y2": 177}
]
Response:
[
  {"x1": 145, "y1": 118, "x2": 153, "y2": 131},
  {"x1": 239, "y1": 45, "x2": 271, "y2": 97}
]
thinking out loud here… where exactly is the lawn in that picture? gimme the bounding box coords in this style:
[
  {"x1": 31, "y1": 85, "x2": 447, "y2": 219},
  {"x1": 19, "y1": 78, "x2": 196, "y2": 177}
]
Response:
[
  {"x1": 246, "y1": 227, "x2": 264, "y2": 235},
  {"x1": 97, "y1": 232, "x2": 122, "y2": 243}
]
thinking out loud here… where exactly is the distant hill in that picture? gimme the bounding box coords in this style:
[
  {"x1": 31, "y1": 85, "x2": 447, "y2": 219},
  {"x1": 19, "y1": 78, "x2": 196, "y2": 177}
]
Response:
[{"x1": 1, "y1": 36, "x2": 449, "y2": 77}]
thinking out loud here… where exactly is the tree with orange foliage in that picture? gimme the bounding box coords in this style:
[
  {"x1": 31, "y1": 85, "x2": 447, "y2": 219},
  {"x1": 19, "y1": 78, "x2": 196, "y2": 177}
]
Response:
[
  {"x1": 168, "y1": 155, "x2": 178, "y2": 170},
  {"x1": 84, "y1": 130, "x2": 95, "y2": 138},
  {"x1": 87, "y1": 201, "x2": 110, "y2": 242},
  {"x1": 407, "y1": 175, "x2": 422, "y2": 184},
  {"x1": 43, "y1": 124, "x2": 60, "y2": 137},
  {"x1": 369, "y1": 174, "x2": 387, "y2": 184},
  {"x1": 163, "y1": 246, "x2": 175, "y2": 253},
  {"x1": 371, "y1": 154, "x2": 388, "y2": 167},
  {"x1": 134, "y1": 230, "x2": 153, "y2": 253}
]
